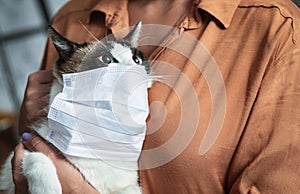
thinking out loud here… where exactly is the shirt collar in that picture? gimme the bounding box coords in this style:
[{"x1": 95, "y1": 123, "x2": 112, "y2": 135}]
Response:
[
  {"x1": 197, "y1": 0, "x2": 241, "y2": 28},
  {"x1": 88, "y1": 0, "x2": 128, "y2": 32},
  {"x1": 88, "y1": 0, "x2": 241, "y2": 29}
]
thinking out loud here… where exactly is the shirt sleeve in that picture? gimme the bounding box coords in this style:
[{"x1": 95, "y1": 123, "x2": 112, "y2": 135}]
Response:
[{"x1": 229, "y1": 20, "x2": 300, "y2": 193}]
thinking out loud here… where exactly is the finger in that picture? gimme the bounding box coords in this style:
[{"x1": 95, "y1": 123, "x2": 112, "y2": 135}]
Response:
[
  {"x1": 22, "y1": 133, "x2": 45, "y2": 152},
  {"x1": 22, "y1": 133, "x2": 59, "y2": 159},
  {"x1": 18, "y1": 70, "x2": 54, "y2": 135},
  {"x1": 27, "y1": 69, "x2": 54, "y2": 85},
  {"x1": 24, "y1": 70, "x2": 54, "y2": 100},
  {"x1": 23, "y1": 95, "x2": 49, "y2": 121},
  {"x1": 12, "y1": 143, "x2": 25, "y2": 176},
  {"x1": 11, "y1": 143, "x2": 29, "y2": 193},
  {"x1": 25, "y1": 83, "x2": 52, "y2": 100},
  {"x1": 18, "y1": 108, "x2": 48, "y2": 135}
]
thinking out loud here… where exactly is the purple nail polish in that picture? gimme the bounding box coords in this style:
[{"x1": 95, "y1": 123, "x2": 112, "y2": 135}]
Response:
[{"x1": 22, "y1": 132, "x2": 32, "y2": 141}]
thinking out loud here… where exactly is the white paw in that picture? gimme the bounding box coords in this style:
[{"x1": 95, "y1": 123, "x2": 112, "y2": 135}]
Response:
[{"x1": 23, "y1": 152, "x2": 62, "y2": 194}]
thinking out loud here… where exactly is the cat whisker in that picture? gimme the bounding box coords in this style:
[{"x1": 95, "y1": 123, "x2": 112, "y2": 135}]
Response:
[
  {"x1": 137, "y1": 34, "x2": 152, "y2": 45},
  {"x1": 78, "y1": 20, "x2": 110, "y2": 51},
  {"x1": 78, "y1": 20, "x2": 100, "y2": 42},
  {"x1": 148, "y1": 74, "x2": 179, "y2": 83}
]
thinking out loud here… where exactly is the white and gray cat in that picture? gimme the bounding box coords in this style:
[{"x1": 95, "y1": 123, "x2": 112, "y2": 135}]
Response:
[{"x1": 0, "y1": 21, "x2": 150, "y2": 194}]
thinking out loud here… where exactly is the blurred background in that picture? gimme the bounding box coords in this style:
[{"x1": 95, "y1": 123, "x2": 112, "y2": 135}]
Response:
[
  {"x1": 0, "y1": 0, "x2": 67, "y2": 113},
  {"x1": 0, "y1": 0, "x2": 299, "y2": 164},
  {"x1": 0, "y1": 0, "x2": 67, "y2": 165}
]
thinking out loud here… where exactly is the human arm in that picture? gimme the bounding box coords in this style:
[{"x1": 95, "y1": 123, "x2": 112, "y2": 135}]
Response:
[
  {"x1": 18, "y1": 70, "x2": 54, "y2": 135},
  {"x1": 228, "y1": 21, "x2": 300, "y2": 193}
]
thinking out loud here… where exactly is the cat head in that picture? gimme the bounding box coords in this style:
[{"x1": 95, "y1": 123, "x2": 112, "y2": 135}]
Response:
[{"x1": 48, "y1": 21, "x2": 149, "y2": 81}]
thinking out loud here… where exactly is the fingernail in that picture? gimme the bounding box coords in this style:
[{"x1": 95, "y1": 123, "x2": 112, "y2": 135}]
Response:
[{"x1": 22, "y1": 132, "x2": 32, "y2": 141}]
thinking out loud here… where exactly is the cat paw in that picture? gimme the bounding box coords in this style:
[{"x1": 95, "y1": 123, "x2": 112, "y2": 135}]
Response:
[{"x1": 23, "y1": 152, "x2": 62, "y2": 194}]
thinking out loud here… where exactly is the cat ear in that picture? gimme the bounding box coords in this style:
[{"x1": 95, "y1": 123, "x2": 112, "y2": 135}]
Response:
[
  {"x1": 48, "y1": 25, "x2": 81, "y2": 61},
  {"x1": 123, "y1": 21, "x2": 142, "y2": 47}
]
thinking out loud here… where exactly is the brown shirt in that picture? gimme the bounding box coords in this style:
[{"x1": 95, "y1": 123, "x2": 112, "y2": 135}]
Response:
[{"x1": 41, "y1": 0, "x2": 300, "y2": 193}]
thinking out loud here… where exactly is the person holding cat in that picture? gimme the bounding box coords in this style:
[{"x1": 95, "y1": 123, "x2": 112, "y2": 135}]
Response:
[{"x1": 10, "y1": 0, "x2": 300, "y2": 193}]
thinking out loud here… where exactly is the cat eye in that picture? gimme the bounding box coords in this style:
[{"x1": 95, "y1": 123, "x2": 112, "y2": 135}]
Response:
[
  {"x1": 132, "y1": 55, "x2": 143, "y2": 65},
  {"x1": 98, "y1": 53, "x2": 114, "y2": 64}
]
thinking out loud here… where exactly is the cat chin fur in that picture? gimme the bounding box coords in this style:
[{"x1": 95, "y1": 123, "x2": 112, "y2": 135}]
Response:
[
  {"x1": 66, "y1": 156, "x2": 140, "y2": 194},
  {"x1": 0, "y1": 72, "x2": 141, "y2": 194}
]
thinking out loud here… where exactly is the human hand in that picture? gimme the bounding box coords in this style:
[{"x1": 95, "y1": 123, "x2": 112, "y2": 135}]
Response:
[
  {"x1": 11, "y1": 143, "x2": 29, "y2": 194},
  {"x1": 12, "y1": 133, "x2": 99, "y2": 194},
  {"x1": 18, "y1": 70, "x2": 54, "y2": 135}
]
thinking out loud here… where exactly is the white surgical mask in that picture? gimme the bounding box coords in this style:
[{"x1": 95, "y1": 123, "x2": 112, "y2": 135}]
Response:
[{"x1": 40, "y1": 65, "x2": 150, "y2": 162}]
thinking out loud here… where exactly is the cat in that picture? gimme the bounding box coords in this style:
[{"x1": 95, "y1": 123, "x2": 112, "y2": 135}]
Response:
[{"x1": 0, "y1": 21, "x2": 151, "y2": 194}]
